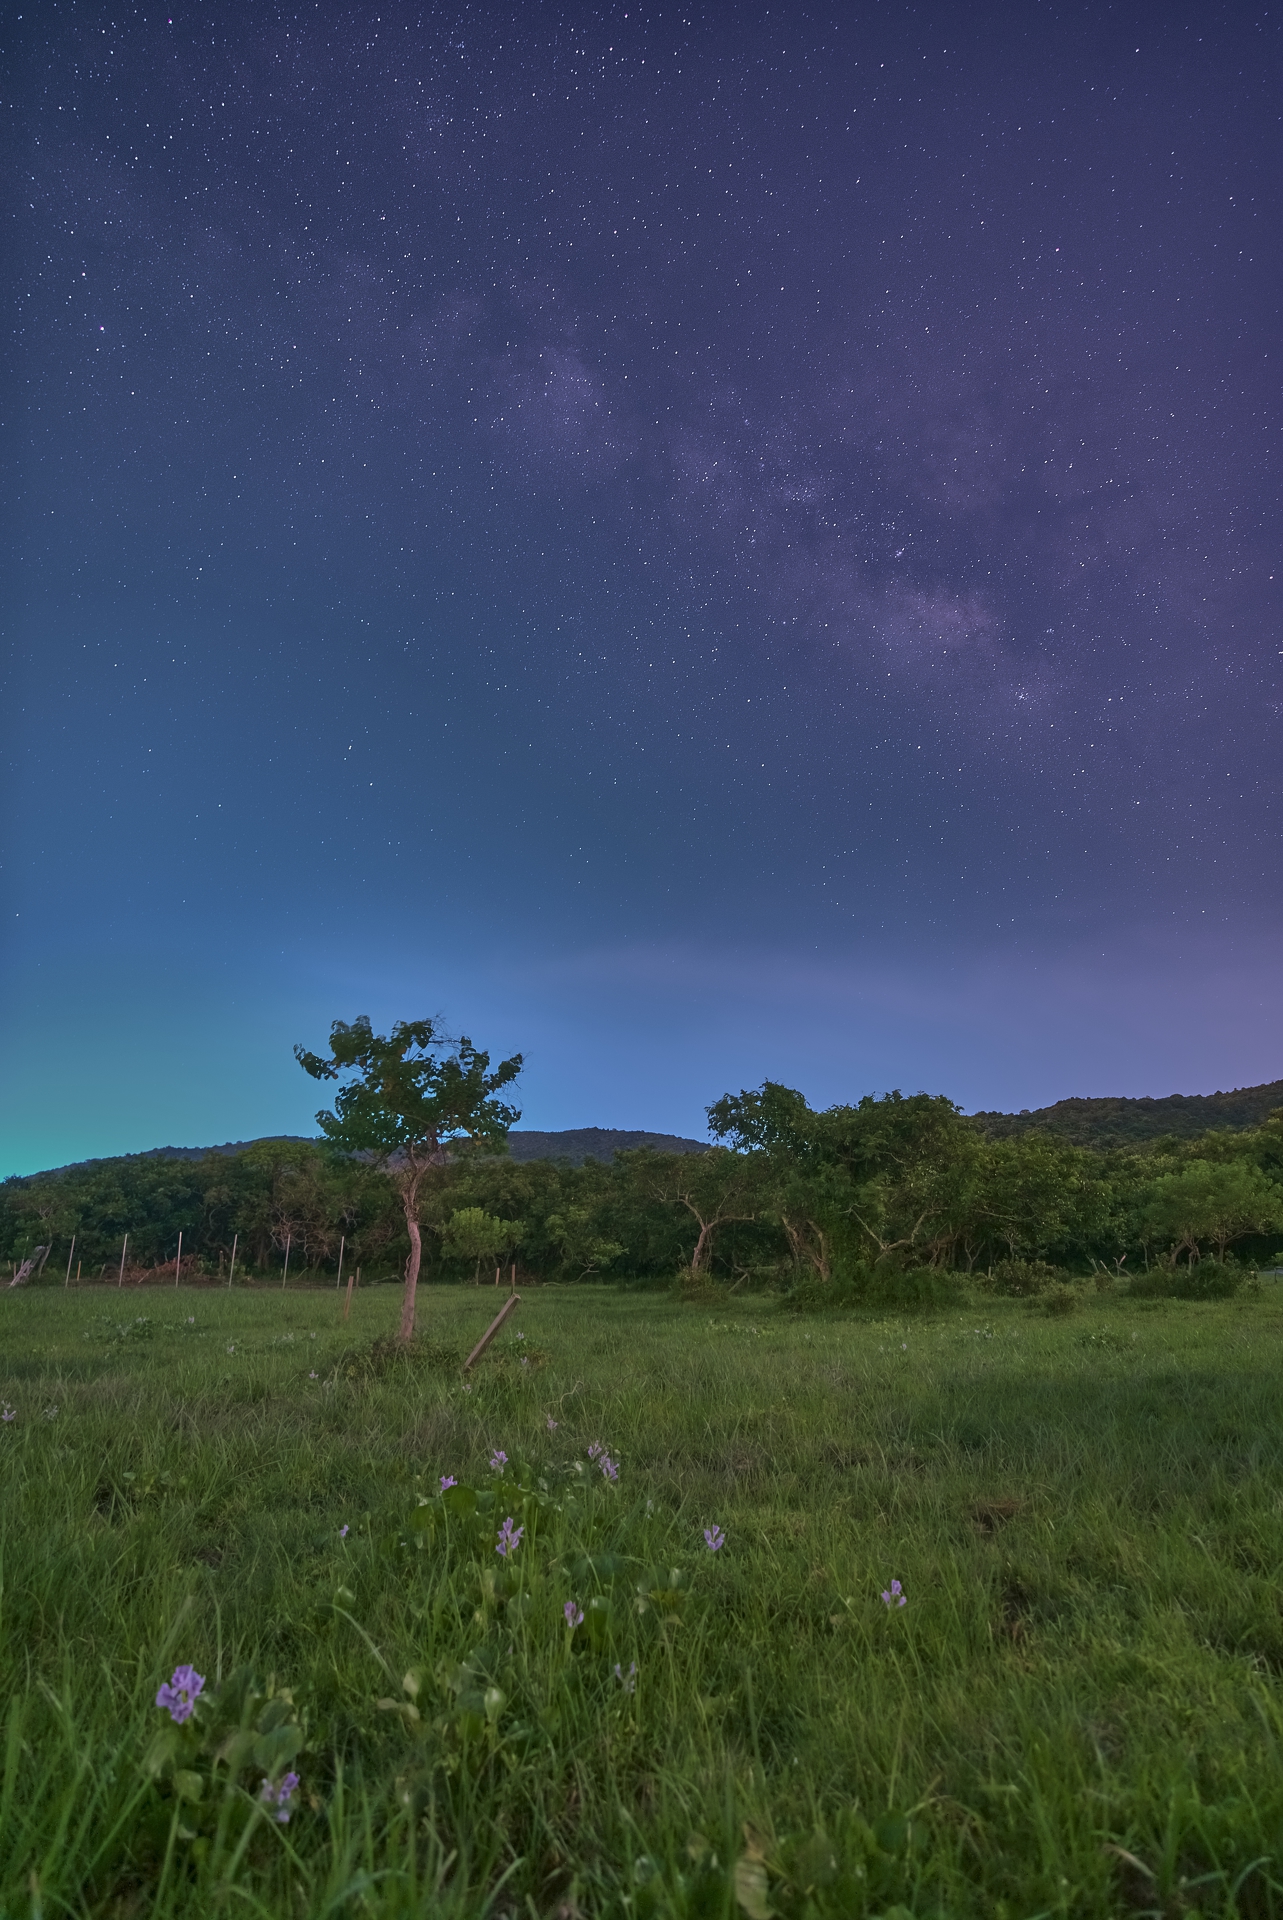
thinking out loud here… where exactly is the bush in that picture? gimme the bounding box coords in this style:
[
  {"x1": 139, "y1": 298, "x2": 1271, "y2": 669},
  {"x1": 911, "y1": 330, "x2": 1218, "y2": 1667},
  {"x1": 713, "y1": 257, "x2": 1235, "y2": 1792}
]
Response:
[
  {"x1": 1041, "y1": 1283, "x2": 1082, "y2": 1317},
  {"x1": 671, "y1": 1266, "x2": 731, "y2": 1306},
  {"x1": 780, "y1": 1263, "x2": 962, "y2": 1314},
  {"x1": 983, "y1": 1259, "x2": 1067, "y2": 1298},
  {"x1": 1127, "y1": 1261, "x2": 1244, "y2": 1302}
]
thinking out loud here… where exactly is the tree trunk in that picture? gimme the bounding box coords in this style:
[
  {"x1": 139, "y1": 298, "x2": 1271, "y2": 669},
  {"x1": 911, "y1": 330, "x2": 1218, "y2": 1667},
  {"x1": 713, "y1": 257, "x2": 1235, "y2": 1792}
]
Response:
[
  {"x1": 690, "y1": 1219, "x2": 713, "y2": 1271},
  {"x1": 399, "y1": 1209, "x2": 421, "y2": 1341}
]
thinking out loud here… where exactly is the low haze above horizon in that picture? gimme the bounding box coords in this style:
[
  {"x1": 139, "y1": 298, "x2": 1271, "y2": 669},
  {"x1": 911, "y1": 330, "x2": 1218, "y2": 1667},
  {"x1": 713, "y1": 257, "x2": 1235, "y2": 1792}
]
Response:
[{"x1": 4, "y1": 1, "x2": 1280, "y2": 1180}]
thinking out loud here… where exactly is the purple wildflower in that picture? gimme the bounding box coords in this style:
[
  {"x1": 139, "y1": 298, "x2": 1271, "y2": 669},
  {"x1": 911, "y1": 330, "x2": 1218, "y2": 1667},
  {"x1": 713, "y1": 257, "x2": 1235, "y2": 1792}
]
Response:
[
  {"x1": 155, "y1": 1664, "x2": 205, "y2": 1724},
  {"x1": 1, "y1": 1408, "x2": 14, "y2": 1424},
  {"x1": 339, "y1": 1524, "x2": 349, "y2": 1539},
  {"x1": 613, "y1": 1661, "x2": 637, "y2": 1693},
  {"x1": 260, "y1": 1770, "x2": 300, "y2": 1824},
  {"x1": 439, "y1": 1474, "x2": 457, "y2": 1491},
  {"x1": 587, "y1": 1441, "x2": 604, "y2": 1461},
  {"x1": 703, "y1": 1524, "x2": 725, "y2": 1553},
  {"x1": 599, "y1": 1453, "x2": 619, "y2": 1482},
  {"x1": 881, "y1": 1580, "x2": 906, "y2": 1608},
  {"x1": 489, "y1": 1449, "x2": 508, "y2": 1471},
  {"x1": 495, "y1": 1515, "x2": 524, "y2": 1558},
  {"x1": 308, "y1": 1370, "x2": 318, "y2": 1379},
  {"x1": 563, "y1": 1600, "x2": 584, "y2": 1629},
  {"x1": 545, "y1": 1414, "x2": 558, "y2": 1432}
]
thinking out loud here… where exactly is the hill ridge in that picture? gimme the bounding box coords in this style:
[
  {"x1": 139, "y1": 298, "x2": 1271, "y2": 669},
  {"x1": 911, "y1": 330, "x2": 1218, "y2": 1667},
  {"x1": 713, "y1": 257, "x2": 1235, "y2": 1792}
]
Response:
[
  {"x1": 19, "y1": 1079, "x2": 1283, "y2": 1179},
  {"x1": 25, "y1": 1127, "x2": 708, "y2": 1179},
  {"x1": 971, "y1": 1079, "x2": 1283, "y2": 1147}
]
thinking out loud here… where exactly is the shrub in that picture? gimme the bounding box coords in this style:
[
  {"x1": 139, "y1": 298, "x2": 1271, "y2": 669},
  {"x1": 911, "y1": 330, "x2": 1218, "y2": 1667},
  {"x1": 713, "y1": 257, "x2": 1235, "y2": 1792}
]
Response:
[
  {"x1": 671, "y1": 1266, "x2": 730, "y2": 1306},
  {"x1": 984, "y1": 1259, "x2": 1067, "y2": 1298},
  {"x1": 1127, "y1": 1262, "x2": 1244, "y2": 1302},
  {"x1": 780, "y1": 1263, "x2": 962, "y2": 1314}
]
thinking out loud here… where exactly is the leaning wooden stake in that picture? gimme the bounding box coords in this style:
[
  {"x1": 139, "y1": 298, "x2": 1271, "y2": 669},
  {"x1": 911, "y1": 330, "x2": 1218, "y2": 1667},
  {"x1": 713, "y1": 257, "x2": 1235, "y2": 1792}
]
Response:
[
  {"x1": 463, "y1": 1293, "x2": 521, "y2": 1372},
  {"x1": 343, "y1": 1272, "x2": 355, "y2": 1322},
  {"x1": 65, "y1": 1235, "x2": 76, "y2": 1287}
]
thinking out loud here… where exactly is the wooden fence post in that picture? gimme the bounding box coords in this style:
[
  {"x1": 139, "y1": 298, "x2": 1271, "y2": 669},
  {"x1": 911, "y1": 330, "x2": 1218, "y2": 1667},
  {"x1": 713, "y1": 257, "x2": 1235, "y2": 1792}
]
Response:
[{"x1": 463, "y1": 1293, "x2": 521, "y2": 1372}]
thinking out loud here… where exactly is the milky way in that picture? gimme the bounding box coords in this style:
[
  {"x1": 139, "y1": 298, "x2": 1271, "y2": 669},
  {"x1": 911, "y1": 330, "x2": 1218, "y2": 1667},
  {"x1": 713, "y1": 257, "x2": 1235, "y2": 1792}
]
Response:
[{"x1": 4, "y1": 4, "x2": 1280, "y2": 1172}]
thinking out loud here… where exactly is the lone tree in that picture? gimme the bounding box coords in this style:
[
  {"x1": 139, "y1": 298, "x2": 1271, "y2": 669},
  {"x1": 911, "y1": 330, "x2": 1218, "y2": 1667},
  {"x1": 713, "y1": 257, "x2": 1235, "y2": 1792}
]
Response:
[{"x1": 295, "y1": 1016, "x2": 522, "y2": 1341}]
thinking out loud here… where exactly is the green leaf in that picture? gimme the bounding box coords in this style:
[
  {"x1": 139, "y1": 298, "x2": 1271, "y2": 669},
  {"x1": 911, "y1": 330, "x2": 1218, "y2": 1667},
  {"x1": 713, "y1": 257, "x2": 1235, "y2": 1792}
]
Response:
[
  {"x1": 873, "y1": 1813, "x2": 908, "y2": 1854},
  {"x1": 570, "y1": 1550, "x2": 629, "y2": 1587},
  {"x1": 251, "y1": 1724, "x2": 303, "y2": 1771},
  {"x1": 792, "y1": 1834, "x2": 839, "y2": 1889},
  {"x1": 172, "y1": 1769, "x2": 204, "y2": 1804},
  {"x1": 482, "y1": 1686, "x2": 505, "y2": 1725}
]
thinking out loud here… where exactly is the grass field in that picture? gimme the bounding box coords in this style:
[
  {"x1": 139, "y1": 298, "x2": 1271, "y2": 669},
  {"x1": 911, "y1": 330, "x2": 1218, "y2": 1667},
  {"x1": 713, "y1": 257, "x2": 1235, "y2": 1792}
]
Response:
[{"x1": 1, "y1": 1278, "x2": 1281, "y2": 1919}]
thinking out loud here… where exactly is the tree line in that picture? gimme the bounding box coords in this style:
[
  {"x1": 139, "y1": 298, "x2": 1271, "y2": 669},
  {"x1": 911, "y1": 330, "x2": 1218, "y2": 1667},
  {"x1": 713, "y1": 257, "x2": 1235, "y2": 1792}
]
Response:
[{"x1": 6, "y1": 1084, "x2": 1282, "y2": 1295}]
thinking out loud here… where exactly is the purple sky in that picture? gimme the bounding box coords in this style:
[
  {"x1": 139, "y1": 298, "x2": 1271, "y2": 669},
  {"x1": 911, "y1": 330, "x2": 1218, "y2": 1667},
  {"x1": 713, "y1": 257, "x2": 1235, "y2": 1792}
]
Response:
[{"x1": 4, "y1": 2, "x2": 1280, "y2": 1175}]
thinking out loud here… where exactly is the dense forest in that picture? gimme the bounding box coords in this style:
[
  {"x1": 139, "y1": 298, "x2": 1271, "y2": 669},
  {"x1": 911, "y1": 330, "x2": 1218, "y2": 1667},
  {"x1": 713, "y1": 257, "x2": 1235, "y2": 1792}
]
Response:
[
  {"x1": 5, "y1": 1082, "x2": 1283, "y2": 1297},
  {"x1": 972, "y1": 1079, "x2": 1283, "y2": 1146}
]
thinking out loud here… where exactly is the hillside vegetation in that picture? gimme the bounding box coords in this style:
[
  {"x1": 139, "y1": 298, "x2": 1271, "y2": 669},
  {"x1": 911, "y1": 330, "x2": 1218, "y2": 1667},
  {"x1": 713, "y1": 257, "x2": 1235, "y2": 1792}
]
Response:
[
  {"x1": 6, "y1": 1083, "x2": 1283, "y2": 1294},
  {"x1": 972, "y1": 1078, "x2": 1283, "y2": 1146}
]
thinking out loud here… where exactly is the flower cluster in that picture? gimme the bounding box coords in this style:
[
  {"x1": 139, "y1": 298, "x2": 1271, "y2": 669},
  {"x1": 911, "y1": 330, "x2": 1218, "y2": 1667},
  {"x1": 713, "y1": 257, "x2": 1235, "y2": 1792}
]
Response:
[
  {"x1": 563, "y1": 1600, "x2": 584, "y2": 1628},
  {"x1": 495, "y1": 1515, "x2": 524, "y2": 1558},
  {"x1": 259, "y1": 1770, "x2": 300, "y2": 1824},
  {"x1": 439, "y1": 1474, "x2": 457, "y2": 1491},
  {"x1": 1, "y1": 1402, "x2": 13, "y2": 1425},
  {"x1": 588, "y1": 1441, "x2": 619, "y2": 1480},
  {"x1": 489, "y1": 1449, "x2": 508, "y2": 1471},
  {"x1": 545, "y1": 1414, "x2": 558, "y2": 1432},
  {"x1": 881, "y1": 1579, "x2": 906, "y2": 1608},
  {"x1": 703, "y1": 1524, "x2": 725, "y2": 1553},
  {"x1": 613, "y1": 1661, "x2": 637, "y2": 1693},
  {"x1": 156, "y1": 1664, "x2": 205, "y2": 1724}
]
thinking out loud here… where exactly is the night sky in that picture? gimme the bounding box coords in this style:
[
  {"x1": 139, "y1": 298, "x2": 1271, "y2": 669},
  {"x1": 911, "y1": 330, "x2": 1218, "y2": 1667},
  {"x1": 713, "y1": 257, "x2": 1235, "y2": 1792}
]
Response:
[{"x1": 4, "y1": 3, "x2": 1280, "y2": 1176}]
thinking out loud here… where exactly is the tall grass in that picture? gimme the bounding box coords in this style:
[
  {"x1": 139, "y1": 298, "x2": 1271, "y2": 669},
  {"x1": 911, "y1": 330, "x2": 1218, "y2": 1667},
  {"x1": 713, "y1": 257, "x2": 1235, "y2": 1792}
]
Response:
[{"x1": 1, "y1": 1281, "x2": 1280, "y2": 1917}]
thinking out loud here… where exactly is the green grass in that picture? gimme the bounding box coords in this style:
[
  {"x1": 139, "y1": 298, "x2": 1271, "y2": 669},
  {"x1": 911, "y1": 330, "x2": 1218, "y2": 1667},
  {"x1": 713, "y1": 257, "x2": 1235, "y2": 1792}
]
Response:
[{"x1": 2, "y1": 1279, "x2": 1281, "y2": 1919}]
